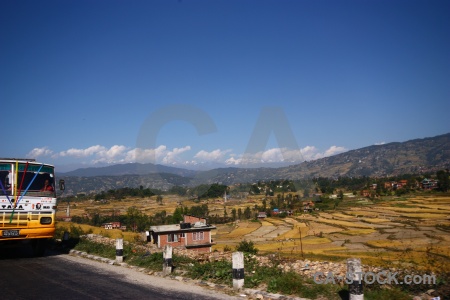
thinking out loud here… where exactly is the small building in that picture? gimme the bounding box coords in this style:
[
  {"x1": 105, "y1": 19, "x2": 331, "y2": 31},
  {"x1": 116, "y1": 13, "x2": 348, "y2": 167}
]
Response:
[
  {"x1": 257, "y1": 212, "x2": 267, "y2": 219},
  {"x1": 360, "y1": 190, "x2": 371, "y2": 197},
  {"x1": 102, "y1": 222, "x2": 121, "y2": 230},
  {"x1": 302, "y1": 201, "x2": 315, "y2": 213},
  {"x1": 398, "y1": 180, "x2": 408, "y2": 188},
  {"x1": 421, "y1": 179, "x2": 438, "y2": 190},
  {"x1": 384, "y1": 182, "x2": 394, "y2": 189},
  {"x1": 149, "y1": 215, "x2": 216, "y2": 253}
]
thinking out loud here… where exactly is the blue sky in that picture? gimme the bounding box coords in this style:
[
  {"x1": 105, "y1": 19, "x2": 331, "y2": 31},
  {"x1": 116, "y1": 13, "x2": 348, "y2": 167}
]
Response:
[{"x1": 1, "y1": 0, "x2": 449, "y2": 172}]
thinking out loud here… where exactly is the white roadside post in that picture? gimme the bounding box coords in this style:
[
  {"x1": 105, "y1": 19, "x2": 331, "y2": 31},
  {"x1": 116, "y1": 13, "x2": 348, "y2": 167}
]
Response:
[
  {"x1": 163, "y1": 245, "x2": 173, "y2": 275},
  {"x1": 116, "y1": 238, "x2": 124, "y2": 263},
  {"x1": 232, "y1": 251, "x2": 244, "y2": 290},
  {"x1": 347, "y1": 258, "x2": 363, "y2": 300}
]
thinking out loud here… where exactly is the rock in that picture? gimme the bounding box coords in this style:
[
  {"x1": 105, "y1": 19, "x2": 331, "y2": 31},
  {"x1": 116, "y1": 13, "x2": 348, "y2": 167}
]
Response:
[{"x1": 426, "y1": 289, "x2": 435, "y2": 295}]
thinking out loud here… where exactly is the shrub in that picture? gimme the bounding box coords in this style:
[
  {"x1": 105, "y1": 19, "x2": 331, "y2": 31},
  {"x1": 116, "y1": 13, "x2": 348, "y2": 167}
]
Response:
[
  {"x1": 187, "y1": 260, "x2": 232, "y2": 283},
  {"x1": 236, "y1": 240, "x2": 258, "y2": 255}
]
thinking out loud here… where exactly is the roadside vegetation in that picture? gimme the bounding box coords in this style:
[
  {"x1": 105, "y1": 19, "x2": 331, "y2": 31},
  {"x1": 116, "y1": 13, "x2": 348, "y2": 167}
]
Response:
[{"x1": 53, "y1": 224, "x2": 448, "y2": 300}]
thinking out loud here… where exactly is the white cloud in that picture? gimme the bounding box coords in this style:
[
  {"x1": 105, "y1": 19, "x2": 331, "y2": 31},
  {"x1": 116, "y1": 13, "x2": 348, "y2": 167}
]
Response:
[
  {"x1": 261, "y1": 148, "x2": 284, "y2": 162},
  {"x1": 299, "y1": 146, "x2": 320, "y2": 160},
  {"x1": 28, "y1": 143, "x2": 348, "y2": 169},
  {"x1": 126, "y1": 145, "x2": 168, "y2": 163},
  {"x1": 105, "y1": 145, "x2": 128, "y2": 158},
  {"x1": 237, "y1": 147, "x2": 317, "y2": 164},
  {"x1": 323, "y1": 146, "x2": 347, "y2": 157},
  {"x1": 227, "y1": 146, "x2": 347, "y2": 165},
  {"x1": 163, "y1": 146, "x2": 192, "y2": 164},
  {"x1": 194, "y1": 149, "x2": 231, "y2": 162},
  {"x1": 27, "y1": 147, "x2": 53, "y2": 158},
  {"x1": 59, "y1": 145, "x2": 107, "y2": 157},
  {"x1": 225, "y1": 157, "x2": 241, "y2": 165},
  {"x1": 54, "y1": 144, "x2": 194, "y2": 165}
]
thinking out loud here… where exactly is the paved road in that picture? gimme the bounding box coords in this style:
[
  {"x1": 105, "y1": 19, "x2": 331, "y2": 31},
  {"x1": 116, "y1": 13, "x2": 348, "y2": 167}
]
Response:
[{"x1": 0, "y1": 242, "x2": 237, "y2": 300}]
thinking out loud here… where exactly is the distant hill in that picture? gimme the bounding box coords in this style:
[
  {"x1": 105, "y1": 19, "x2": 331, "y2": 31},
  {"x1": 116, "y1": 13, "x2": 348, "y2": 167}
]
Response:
[
  {"x1": 60, "y1": 162, "x2": 198, "y2": 177},
  {"x1": 60, "y1": 133, "x2": 450, "y2": 195},
  {"x1": 198, "y1": 133, "x2": 450, "y2": 185}
]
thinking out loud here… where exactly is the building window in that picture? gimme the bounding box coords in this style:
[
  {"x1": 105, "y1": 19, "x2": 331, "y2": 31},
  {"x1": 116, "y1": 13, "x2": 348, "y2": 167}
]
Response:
[
  {"x1": 192, "y1": 231, "x2": 204, "y2": 241},
  {"x1": 167, "y1": 233, "x2": 178, "y2": 242}
]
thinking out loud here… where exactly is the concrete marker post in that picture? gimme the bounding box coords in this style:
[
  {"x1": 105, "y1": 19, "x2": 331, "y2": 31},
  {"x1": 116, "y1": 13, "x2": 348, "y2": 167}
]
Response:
[
  {"x1": 61, "y1": 231, "x2": 70, "y2": 249},
  {"x1": 347, "y1": 258, "x2": 363, "y2": 300},
  {"x1": 62, "y1": 231, "x2": 69, "y2": 245},
  {"x1": 163, "y1": 245, "x2": 173, "y2": 275},
  {"x1": 232, "y1": 251, "x2": 244, "y2": 290},
  {"x1": 116, "y1": 238, "x2": 123, "y2": 263}
]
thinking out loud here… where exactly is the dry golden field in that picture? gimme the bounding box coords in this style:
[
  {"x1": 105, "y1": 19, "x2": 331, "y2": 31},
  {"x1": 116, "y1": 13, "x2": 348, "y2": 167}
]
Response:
[{"x1": 57, "y1": 194, "x2": 450, "y2": 269}]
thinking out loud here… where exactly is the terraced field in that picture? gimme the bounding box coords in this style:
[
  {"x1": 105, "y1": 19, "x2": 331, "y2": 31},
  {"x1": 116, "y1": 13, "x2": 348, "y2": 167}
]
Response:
[
  {"x1": 58, "y1": 194, "x2": 450, "y2": 269},
  {"x1": 214, "y1": 195, "x2": 450, "y2": 269}
]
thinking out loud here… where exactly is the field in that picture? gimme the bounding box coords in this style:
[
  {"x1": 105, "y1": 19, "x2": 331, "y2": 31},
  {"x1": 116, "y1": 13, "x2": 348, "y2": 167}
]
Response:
[{"x1": 56, "y1": 193, "x2": 450, "y2": 270}]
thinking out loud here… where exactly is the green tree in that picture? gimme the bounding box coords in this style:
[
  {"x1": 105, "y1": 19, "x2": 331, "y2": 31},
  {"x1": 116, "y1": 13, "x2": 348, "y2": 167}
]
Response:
[
  {"x1": 125, "y1": 206, "x2": 144, "y2": 231},
  {"x1": 231, "y1": 208, "x2": 237, "y2": 221},
  {"x1": 172, "y1": 207, "x2": 184, "y2": 224},
  {"x1": 236, "y1": 240, "x2": 258, "y2": 255},
  {"x1": 437, "y1": 170, "x2": 450, "y2": 192},
  {"x1": 244, "y1": 207, "x2": 251, "y2": 219}
]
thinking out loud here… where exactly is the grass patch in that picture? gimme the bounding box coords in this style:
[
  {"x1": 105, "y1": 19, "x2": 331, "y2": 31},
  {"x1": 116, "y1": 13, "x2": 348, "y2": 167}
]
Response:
[
  {"x1": 222, "y1": 222, "x2": 261, "y2": 238},
  {"x1": 266, "y1": 271, "x2": 343, "y2": 300},
  {"x1": 56, "y1": 222, "x2": 140, "y2": 242},
  {"x1": 316, "y1": 217, "x2": 373, "y2": 229},
  {"x1": 340, "y1": 228, "x2": 376, "y2": 235},
  {"x1": 360, "y1": 218, "x2": 391, "y2": 223},
  {"x1": 365, "y1": 240, "x2": 405, "y2": 249}
]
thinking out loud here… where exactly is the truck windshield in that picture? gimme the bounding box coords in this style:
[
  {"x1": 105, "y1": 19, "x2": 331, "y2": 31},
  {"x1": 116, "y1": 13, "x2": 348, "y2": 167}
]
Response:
[
  {"x1": 0, "y1": 164, "x2": 11, "y2": 196},
  {"x1": 0, "y1": 163, "x2": 55, "y2": 197}
]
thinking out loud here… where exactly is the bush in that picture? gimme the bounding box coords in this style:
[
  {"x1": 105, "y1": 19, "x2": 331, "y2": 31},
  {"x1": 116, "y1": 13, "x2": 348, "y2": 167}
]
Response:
[
  {"x1": 236, "y1": 240, "x2": 258, "y2": 255},
  {"x1": 187, "y1": 260, "x2": 232, "y2": 283}
]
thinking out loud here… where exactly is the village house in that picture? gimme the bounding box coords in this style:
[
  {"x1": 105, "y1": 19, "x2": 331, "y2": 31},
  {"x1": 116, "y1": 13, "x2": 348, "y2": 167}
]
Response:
[
  {"x1": 360, "y1": 190, "x2": 371, "y2": 197},
  {"x1": 302, "y1": 201, "x2": 315, "y2": 213},
  {"x1": 421, "y1": 178, "x2": 439, "y2": 190},
  {"x1": 398, "y1": 180, "x2": 408, "y2": 188},
  {"x1": 257, "y1": 212, "x2": 267, "y2": 219},
  {"x1": 272, "y1": 208, "x2": 293, "y2": 216},
  {"x1": 102, "y1": 222, "x2": 122, "y2": 230},
  {"x1": 384, "y1": 181, "x2": 397, "y2": 190},
  {"x1": 149, "y1": 215, "x2": 216, "y2": 253}
]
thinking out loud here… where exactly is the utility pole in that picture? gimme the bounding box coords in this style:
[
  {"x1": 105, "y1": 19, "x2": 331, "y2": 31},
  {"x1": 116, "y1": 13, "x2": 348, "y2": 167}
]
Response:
[{"x1": 299, "y1": 227, "x2": 304, "y2": 258}]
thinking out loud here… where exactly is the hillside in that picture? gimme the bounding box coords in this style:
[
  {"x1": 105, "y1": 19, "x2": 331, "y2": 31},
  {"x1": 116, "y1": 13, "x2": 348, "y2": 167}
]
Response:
[
  {"x1": 60, "y1": 133, "x2": 450, "y2": 194},
  {"x1": 175, "y1": 133, "x2": 450, "y2": 185},
  {"x1": 61, "y1": 162, "x2": 197, "y2": 177}
]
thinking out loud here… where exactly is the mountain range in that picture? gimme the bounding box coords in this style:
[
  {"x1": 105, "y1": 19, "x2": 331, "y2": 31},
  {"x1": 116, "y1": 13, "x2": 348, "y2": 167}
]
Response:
[{"x1": 59, "y1": 133, "x2": 450, "y2": 195}]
